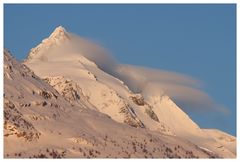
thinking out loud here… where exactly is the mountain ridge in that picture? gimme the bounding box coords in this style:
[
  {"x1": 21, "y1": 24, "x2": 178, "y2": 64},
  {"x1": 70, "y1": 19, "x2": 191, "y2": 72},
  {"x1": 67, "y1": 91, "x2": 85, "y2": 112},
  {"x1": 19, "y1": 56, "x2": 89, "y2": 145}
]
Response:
[
  {"x1": 4, "y1": 49, "x2": 221, "y2": 158},
  {"x1": 4, "y1": 26, "x2": 236, "y2": 158}
]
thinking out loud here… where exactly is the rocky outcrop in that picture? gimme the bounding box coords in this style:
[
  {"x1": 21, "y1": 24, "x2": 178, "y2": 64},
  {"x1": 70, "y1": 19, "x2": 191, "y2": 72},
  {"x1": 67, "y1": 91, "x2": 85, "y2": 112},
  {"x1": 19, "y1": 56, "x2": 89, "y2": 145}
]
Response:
[{"x1": 4, "y1": 98, "x2": 41, "y2": 141}]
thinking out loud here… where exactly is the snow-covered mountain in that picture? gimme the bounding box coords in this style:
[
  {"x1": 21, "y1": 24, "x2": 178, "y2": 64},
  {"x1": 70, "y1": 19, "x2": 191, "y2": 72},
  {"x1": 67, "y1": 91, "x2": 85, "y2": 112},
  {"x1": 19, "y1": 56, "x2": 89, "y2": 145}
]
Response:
[
  {"x1": 4, "y1": 26, "x2": 236, "y2": 158},
  {"x1": 4, "y1": 49, "x2": 218, "y2": 158}
]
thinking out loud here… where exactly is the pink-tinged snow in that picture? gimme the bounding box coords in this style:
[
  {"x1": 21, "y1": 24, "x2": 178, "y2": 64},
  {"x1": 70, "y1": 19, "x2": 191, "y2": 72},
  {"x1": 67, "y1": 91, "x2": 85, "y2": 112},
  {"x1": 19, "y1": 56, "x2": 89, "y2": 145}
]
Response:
[
  {"x1": 5, "y1": 26, "x2": 234, "y2": 158},
  {"x1": 4, "y1": 49, "x2": 218, "y2": 158}
]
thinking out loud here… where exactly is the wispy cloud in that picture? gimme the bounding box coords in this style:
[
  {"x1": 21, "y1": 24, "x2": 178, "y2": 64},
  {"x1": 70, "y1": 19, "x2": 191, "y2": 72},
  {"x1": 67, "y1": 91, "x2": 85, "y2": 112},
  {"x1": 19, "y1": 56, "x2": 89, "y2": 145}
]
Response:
[
  {"x1": 114, "y1": 65, "x2": 229, "y2": 114},
  {"x1": 46, "y1": 32, "x2": 230, "y2": 114}
]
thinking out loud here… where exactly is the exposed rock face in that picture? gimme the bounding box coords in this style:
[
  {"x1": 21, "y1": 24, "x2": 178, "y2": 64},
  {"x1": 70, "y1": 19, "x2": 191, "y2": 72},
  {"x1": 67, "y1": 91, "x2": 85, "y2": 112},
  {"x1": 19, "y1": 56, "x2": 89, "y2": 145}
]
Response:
[
  {"x1": 145, "y1": 107, "x2": 159, "y2": 122},
  {"x1": 43, "y1": 76, "x2": 83, "y2": 105},
  {"x1": 119, "y1": 105, "x2": 145, "y2": 128},
  {"x1": 4, "y1": 98, "x2": 41, "y2": 142},
  {"x1": 130, "y1": 95, "x2": 145, "y2": 106}
]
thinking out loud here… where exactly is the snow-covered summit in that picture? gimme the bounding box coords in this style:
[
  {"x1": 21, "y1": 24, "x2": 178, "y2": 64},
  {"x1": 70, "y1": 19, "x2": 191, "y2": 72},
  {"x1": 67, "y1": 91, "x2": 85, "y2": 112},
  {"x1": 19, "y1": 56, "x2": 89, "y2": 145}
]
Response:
[
  {"x1": 27, "y1": 26, "x2": 71, "y2": 61},
  {"x1": 49, "y1": 26, "x2": 68, "y2": 39}
]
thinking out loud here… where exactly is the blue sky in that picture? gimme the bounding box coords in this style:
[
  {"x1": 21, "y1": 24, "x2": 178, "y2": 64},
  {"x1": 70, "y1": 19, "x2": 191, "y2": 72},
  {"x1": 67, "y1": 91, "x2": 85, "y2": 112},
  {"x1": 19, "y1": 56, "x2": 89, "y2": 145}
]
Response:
[{"x1": 4, "y1": 4, "x2": 236, "y2": 135}]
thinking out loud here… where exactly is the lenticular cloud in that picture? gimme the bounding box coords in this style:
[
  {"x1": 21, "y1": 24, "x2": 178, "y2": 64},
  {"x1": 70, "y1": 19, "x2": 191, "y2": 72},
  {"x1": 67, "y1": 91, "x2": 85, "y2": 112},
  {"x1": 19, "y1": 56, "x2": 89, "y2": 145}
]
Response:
[
  {"x1": 113, "y1": 64, "x2": 229, "y2": 114},
  {"x1": 46, "y1": 32, "x2": 229, "y2": 114}
]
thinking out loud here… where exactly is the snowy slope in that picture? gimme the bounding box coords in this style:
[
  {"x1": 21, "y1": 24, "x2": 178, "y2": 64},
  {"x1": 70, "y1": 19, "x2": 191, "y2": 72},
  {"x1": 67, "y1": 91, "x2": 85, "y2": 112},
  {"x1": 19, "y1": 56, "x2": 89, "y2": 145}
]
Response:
[
  {"x1": 142, "y1": 93, "x2": 236, "y2": 158},
  {"x1": 22, "y1": 26, "x2": 235, "y2": 158},
  {"x1": 4, "y1": 49, "x2": 220, "y2": 158},
  {"x1": 203, "y1": 129, "x2": 236, "y2": 155}
]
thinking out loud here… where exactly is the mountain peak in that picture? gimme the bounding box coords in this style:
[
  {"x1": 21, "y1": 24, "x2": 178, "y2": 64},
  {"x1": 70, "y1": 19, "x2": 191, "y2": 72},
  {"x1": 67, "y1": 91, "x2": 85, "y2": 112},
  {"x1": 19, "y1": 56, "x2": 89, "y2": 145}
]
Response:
[
  {"x1": 26, "y1": 26, "x2": 71, "y2": 61},
  {"x1": 53, "y1": 25, "x2": 66, "y2": 33},
  {"x1": 49, "y1": 26, "x2": 69, "y2": 40}
]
